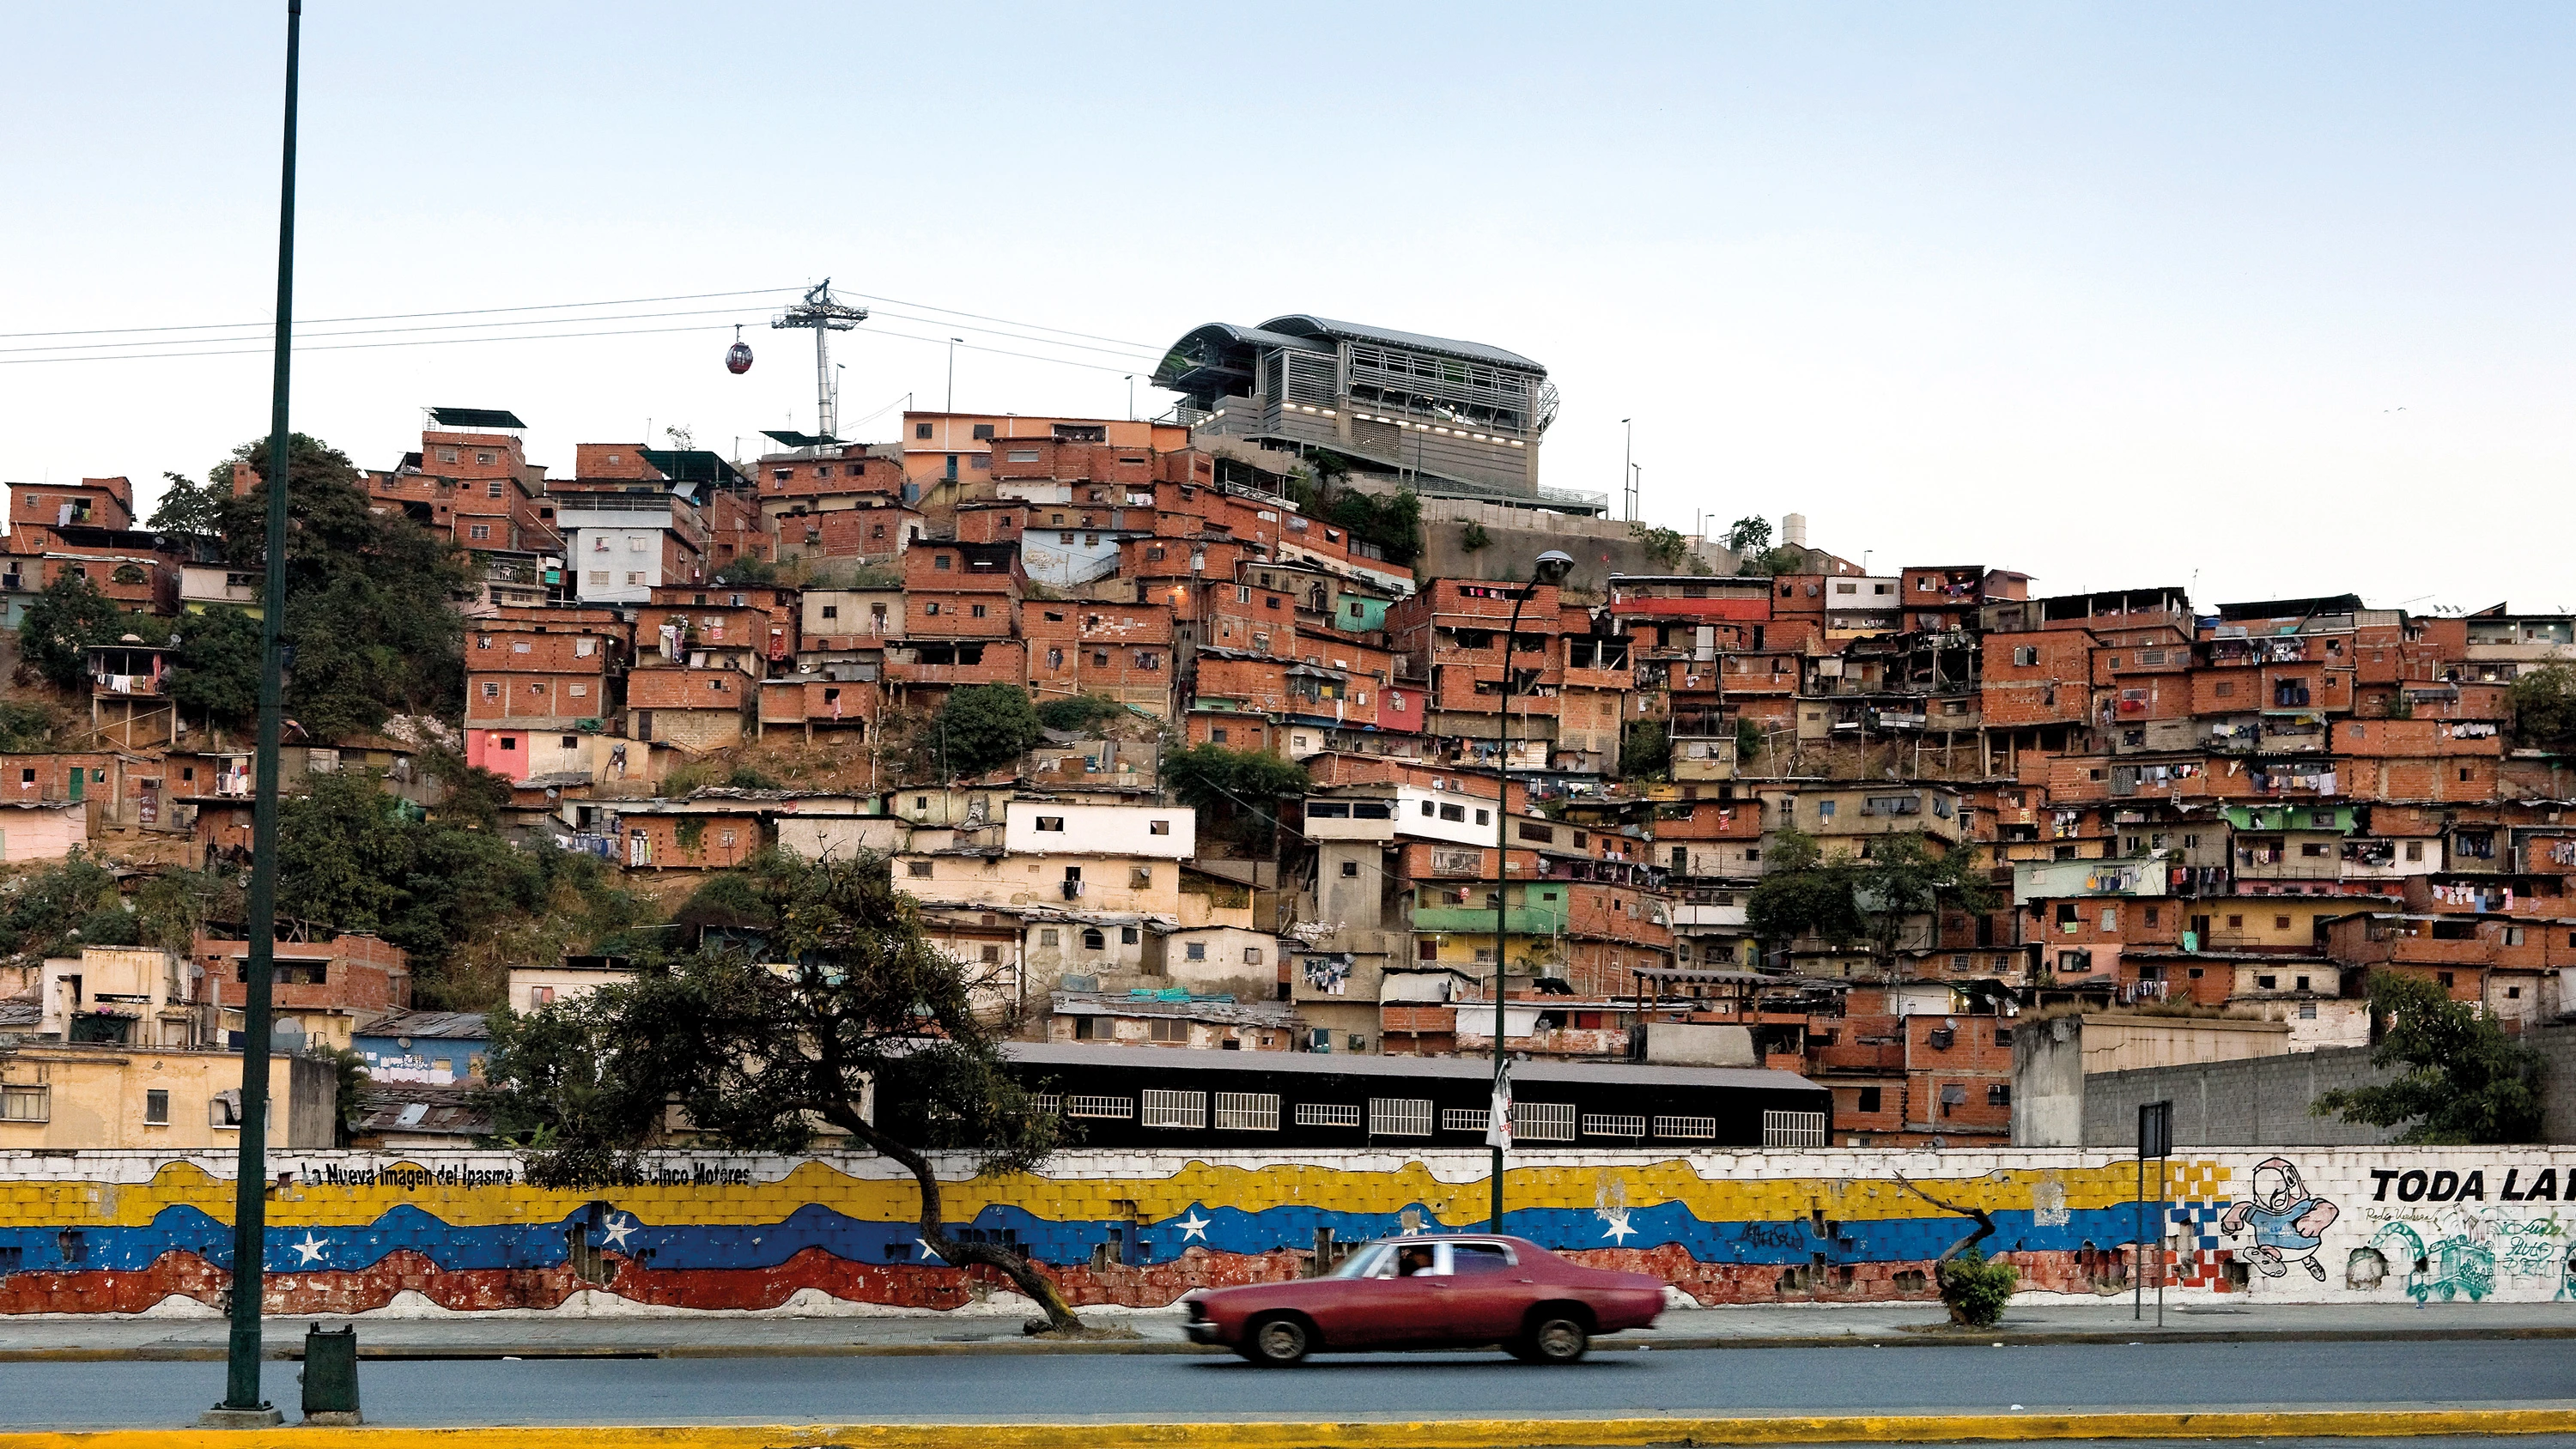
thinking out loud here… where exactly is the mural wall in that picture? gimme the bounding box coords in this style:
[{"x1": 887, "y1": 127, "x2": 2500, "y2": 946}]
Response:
[{"x1": 3, "y1": 1148, "x2": 2573, "y2": 1316}]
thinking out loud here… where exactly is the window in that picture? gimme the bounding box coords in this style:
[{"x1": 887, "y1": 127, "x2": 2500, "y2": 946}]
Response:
[
  {"x1": 1129, "y1": 867, "x2": 1152, "y2": 889},
  {"x1": 1583, "y1": 1113, "x2": 1647, "y2": 1139},
  {"x1": 1653, "y1": 1115, "x2": 1717, "y2": 1140},
  {"x1": 1856, "y1": 1087, "x2": 1882, "y2": 1113},
  {"x1": 1081, "y1": 928, "x2": 1106, "y2": 950},
  {"x1": 2013, "y1": 646, "x2": 2039, "y2": 666},
  {"x1": 1006, "y1": 449, "x2": 1039, "y2": 463},
  {"x1": 971, "y1": 604, "x2": 987, "y2": 618},
  {"x1": 1066, "y1": 1095, "x2": 1133, "y2": 1119},
  {"x1": 1369, "y1": 1098, "x2": 1435, "y2": 1137},
  {"x1": 915, "y1": 422, "x2": 933, "y2": 440},
  {"x1": 210, "y1": 1089, "x2": 244, "y2": 1128},
  {"x1": 1038, "y1": 929, "x2": 1059, "y2": 947},
  {"x1": 1, "y1": 1083, "x2": 49, "y2": 1122},
  {"x1": 1213, "y1": 1093, "x2": 1279, "y2": 1131},
  {"x1": 1036, "y1": 816, "x2": 1066, "y2": 832},
  {"x1": 143, "y1": 1089, "x2": 169, "y2": 1125},
  {"x1": 481, "y1": 682, "x2": 500, "y2": 699},
  {"x1": 1297, "y1": 1102, "x2": 1362, "y2": 1128},
  {"x1": 1987, "y1": 1084, "x2": 2012, "y2": 1106},
  {"x1": 933, "y1": 555, "x2": 951, "y2": 571},
  {"x1": 1141, "y1": 1089, "x2": 1208, "y2": 1128},
  {"x1": 1185, "y1": 942, "x2": 1206, "y2": 961},
  {"x1": 1762, "y1": 1110, "x2": 1827, "y2": 1148},
  {"x1": 906, "y1": 860, "x2": 933, "y2": 878},
  {"x1": 1513, "y1": 1101, "x2": 1577, "y2": 1142}
]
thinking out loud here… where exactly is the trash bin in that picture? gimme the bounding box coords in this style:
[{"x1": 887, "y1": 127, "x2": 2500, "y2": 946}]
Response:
[{"x1": 301, "y1": 1325, "x2": 361, "y2": 1425}]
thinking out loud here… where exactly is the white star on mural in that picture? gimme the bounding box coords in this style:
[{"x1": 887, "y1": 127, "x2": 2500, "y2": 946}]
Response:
[
  {"x1": 601, "y1": 1215, "x2": 637, "y2": 1251},
  {"x1": 1177, "y1": 1212, "x2": 1212, "y2": 1241},
  {"x1": 291, "y1": 1233, "x2": 327, "y2": 1265},
  {"x1": 1600, "y1": 1209, "x2": 1637, "y2": 1245},
  {"x1": 916, "y1": 1239, "x2": 945, "y2": 1263}
]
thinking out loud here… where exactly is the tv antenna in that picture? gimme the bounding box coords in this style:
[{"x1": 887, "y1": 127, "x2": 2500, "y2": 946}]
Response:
[{"x1": 772, "y1": 279, "x2": 867, "y2": 440}]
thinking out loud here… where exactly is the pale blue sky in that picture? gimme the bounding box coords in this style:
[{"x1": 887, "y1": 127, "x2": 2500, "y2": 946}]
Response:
[{"x1": 6, "y1": 3, "x2": 2570, "y2": 609}]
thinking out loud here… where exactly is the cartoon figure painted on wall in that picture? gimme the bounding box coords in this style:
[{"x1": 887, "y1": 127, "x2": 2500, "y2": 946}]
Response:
[{"x1": 2220, "y1": 1157, "x2": 2339, "y2": 1281}]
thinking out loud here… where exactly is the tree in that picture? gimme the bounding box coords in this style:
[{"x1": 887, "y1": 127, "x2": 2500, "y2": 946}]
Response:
[
  {"x1": 1736, "y1": 545, "x2": 1808, "y2": 578},
  {"x1": 2509, "y1": 664, "x2": 2576, "y2": 749},
  {"x1": 169, "y1": 605, "x2": 263, "y2": 727},
  {"x1": 17, "y1": 573, "x2": 139, "y2": 691},
  {"x1": 480, "y1": 853, "x2": 1084, "y2": 1328},
  {"x1": 216, "y1": 433, "x2": 470, "y2": 739},
  {"x1": 930, "y1": 683, "x2": 1044, "y2": 779},
  {"x1": 2313, "y1": 970, "x2": 2545, "y2": 1143},
  {"x1": 1035, "y1": 693, "x2": 1123, "y2": 734},
  {"x1": 1723, "y1": 516, "x2": 1773, "y2": 556},
  {"x1": 1620, "y1": 718, "x2": 1670, "y2": 781},
  {"x1": 1165, "y1": 743, "x2": 1308, "y2": 848},
  {"x1": 1628, "y1": 523, "x2": 1689, "y2": 570},
  {"x1": 1747, "y1": 828, "x2": 1999, "y2": 975},
  {"x1": 147, "y1": 470, "x2": 227, "y2": 535}
]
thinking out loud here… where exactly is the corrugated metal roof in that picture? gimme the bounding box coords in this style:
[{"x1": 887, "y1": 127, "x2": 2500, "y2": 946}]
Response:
[
  {"x1": 359, "y1": 1009, "x2": 489, "y2": 1040},
  {"x1": 1002, "y1": 1040, "x2": 1818, "y2": 1092}
]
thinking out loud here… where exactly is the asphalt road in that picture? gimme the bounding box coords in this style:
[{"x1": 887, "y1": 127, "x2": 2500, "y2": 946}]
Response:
[{"x1": 12, "y1": 1337, "x2": 2576, "y2": 1429}]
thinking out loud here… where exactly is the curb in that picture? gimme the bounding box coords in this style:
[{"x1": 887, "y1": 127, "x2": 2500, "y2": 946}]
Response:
[
  {"x1": 9, "y1": 1323, "x2": 2576, "y2": 1362},
  {"x1": 9, "y1": 1409, "x2": 2576, "y2": 1446}
]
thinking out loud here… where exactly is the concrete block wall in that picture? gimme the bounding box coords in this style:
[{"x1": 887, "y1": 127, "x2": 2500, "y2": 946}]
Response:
[{"x1": 7, "y1": 1145, "x2": 2576, "y2": 1317}]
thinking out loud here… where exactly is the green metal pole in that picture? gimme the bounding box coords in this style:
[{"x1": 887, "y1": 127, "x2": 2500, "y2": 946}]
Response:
[
  {"x1": 219, "y1": 0, "x2": 300, "y2": 1415},
  {"x1": 1489, "y1": 581, "x2": 1533, "y2": 1233}
]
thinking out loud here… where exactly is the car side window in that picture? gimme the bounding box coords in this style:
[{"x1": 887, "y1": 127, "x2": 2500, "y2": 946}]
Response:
[{"x1": 1449, "y1": 1243, "x2": 1515, "y2": 1276}]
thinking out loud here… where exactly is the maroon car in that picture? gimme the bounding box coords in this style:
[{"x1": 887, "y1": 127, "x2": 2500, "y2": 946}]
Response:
[{"x1": 1180, "y1": 1234, "x2": 1664, "y2": 1366}]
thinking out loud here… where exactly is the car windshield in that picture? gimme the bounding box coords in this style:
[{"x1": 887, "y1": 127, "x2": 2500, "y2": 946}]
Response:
[{"x1": 1330, "y1": 1243, "x2": 1397, "y2": 1278}]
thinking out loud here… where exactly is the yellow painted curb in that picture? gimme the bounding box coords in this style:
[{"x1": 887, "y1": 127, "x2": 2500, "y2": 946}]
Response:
[{"x1": 9, "y1": 1410, "x2": 2576, "y2": 1449}]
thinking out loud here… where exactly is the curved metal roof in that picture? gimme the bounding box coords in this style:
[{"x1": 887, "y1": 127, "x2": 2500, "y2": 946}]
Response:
[
  {"x1": 1151, "y1": 316, "x2": 1546, "y2": 397},
  {"x1": 1260, "y1": 315, "x2": 1544, "y2": 373}
]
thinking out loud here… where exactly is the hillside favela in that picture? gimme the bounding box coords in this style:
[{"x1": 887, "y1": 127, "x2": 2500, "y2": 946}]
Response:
[{"x1": 13, "y1": 3, "x2": 2576, "y2": 1438}]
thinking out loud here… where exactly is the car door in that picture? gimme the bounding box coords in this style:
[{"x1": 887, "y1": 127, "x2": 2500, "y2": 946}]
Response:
[
  {"x1": 1436, "y1": 1240, "x2": 1534, "y2": 1343},
  {"x1": 1302, "y1": 1242, "x2": 1451, "y2": 1349}
]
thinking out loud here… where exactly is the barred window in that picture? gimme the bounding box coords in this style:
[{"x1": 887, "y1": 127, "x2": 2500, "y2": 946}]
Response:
[
  {"x1": 1440, "y1": 1108, "x2": 1487, "y2": 1133},
  {"x1": 1763, "y1": 1109, "x2": 1827, "y2": 1148},
  {"x1": 1296, "y1": 1102, "x2": 1362, "y2": 1128},
  {"x1": 1141, "y1": 1089, "x2": 1207, "y2": 1129},
  {"x1": 1653, "y1": 1116, "x2": 1718, "y2": 1141},
  {"x1": 1212, "y1": 1093, "x2": 1280, "y2": 1132},
  {"x1": 1030, "y1": 1094, "x2": 1062, "y2": 1117},
  {"x1": 1066, "y1": 1095, "x2": 1133, "y2": 1120},
  {"x1": 1583, "y1": 1113, "x2": 1648, "y2": 1139},
  {"x1": 1513, "y1": 1101, "x2": 1577, "y2": 1143},
  {"x1": 1368, "y1": 1098, "x2": 1434, "y2": 1137}
]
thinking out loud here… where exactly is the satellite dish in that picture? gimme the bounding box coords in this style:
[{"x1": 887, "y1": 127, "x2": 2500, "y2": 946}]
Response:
[{"x1": 725, "y1": 323, "x2": 754, "y2": 376}]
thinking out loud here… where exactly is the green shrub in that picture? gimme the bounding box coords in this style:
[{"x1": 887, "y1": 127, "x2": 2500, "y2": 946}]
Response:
[
  {"x1": 1036, "y1": 694, "x2": 1124, "y2": 734},
  {"x1": 1938, "y1": 1248, "x2": 2017, "y2": 1327}
]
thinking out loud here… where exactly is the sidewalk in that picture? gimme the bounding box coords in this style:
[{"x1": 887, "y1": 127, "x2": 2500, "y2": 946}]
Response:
[{"x1": 3, "y1": 1298, "x2": 2571, "y2": 1361}]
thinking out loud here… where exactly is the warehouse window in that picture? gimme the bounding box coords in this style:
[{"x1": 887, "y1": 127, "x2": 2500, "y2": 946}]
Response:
[
  {"x1": 1213, "y1": 1093, "x2": 1279, "y2": 1131},
  {"x1": 1065, "y1": 1095, "x2": 1133, "y2": 1119},
  {"x1": 1297, "y1": 1102, "x2": 1362, "y2": 1128},
  {"x1": 1369, "y1": 1098, "x2": 1434, "y2": 1137},
  {"x1": 1763, "y1": 1110, "x2": 1826, "y2": 1147},
  {"x1": 1513, "y1": 1101, "x2": 1577, "y2": 1142},
  {"x1": 1140, "y1": 1090, "x2": 1207, "y2": 1129}
]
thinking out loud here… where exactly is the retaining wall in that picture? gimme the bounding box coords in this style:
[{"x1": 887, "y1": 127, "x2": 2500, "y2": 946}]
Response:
[{"x1": 3, "y1": 1147, "x2": 2573, "y2": 1317}]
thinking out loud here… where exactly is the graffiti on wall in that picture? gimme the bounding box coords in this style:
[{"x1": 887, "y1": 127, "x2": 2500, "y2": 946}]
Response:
[
  {"x1": 2219, "y1": 1157, "x2": 2338, "y2": 1282},
  {"x1": 3, "y1": 1148, "x2": 2575, "y2": 1318}
]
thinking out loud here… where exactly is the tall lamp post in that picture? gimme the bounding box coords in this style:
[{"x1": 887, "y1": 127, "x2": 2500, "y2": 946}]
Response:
[
  {"x1": 1490, "y1": 549, "x2": 1575, "y2": 1233},
  {"x1": 208, "y1": 0, "x2": 300, "y2": 1426}
]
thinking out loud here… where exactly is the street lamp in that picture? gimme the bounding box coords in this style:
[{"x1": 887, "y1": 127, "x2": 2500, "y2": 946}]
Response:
[{"x1": 1491, "y1": 549, "x2": 1574, "y2": 1233}]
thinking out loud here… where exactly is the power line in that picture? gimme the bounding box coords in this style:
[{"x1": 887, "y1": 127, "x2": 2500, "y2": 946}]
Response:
[
  {"x1": 0, "y1": 322, "x2": 739, "y2": 367},
  {"x1": 0, "y1": 305, "x2": 771, "y2": 356},
  {"x1": 836, "y1": 291, "x2": 1157, "y2": 350},
  {"x1": 0, "y1": 286, "x2": 804, "y2": 341}
]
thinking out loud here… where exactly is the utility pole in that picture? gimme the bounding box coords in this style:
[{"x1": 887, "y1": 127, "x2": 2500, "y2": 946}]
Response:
[
  {"x1": 1489, "y1": 550, "x2": 1575, "y2": 1232},
  {"x1": 1621, "y1": 419, "x2": 1633, "y2": 522},
  {"x1": 771, "y1": 280, "x2": 866, "y2": 439},
  {"x1": 207, "y1": 4, "x2": 300, "y2": 1425},
  {"x1": 947, "y1": 338, "x2": 963, "y2": 413}
]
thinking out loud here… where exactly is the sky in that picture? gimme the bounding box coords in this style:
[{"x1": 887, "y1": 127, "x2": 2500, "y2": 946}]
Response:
[{"x1": 5, "y1": 2, "x2": 2571, "y2": 613}]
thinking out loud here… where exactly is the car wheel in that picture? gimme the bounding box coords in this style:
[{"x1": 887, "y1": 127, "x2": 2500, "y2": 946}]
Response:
[
  {"x1": 1523, "y1": 1313, "x2": 1589, "y2": 1364},
  {"x1": 1247, "y1": 1314, "x2": 1314, "y2": 1367}
]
